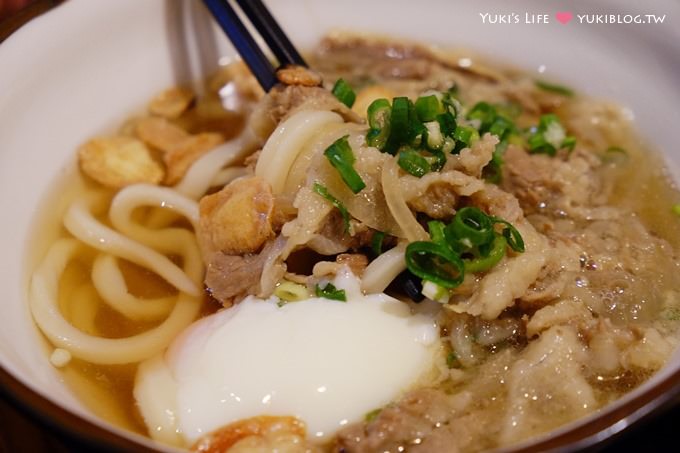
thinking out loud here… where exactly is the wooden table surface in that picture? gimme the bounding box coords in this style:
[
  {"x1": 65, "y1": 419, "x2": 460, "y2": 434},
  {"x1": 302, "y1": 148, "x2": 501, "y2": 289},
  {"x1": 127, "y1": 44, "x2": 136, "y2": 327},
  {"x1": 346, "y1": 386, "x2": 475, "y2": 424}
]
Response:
[{"x1": 1, "y1": 2, "x2": 679, "y2": 452}]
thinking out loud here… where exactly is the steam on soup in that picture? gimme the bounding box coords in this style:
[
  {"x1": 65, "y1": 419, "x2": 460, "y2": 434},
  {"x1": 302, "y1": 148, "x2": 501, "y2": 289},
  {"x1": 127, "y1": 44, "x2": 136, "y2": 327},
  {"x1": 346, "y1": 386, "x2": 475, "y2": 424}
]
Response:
[{"x1": 28, "y1": 34, "x2": 680, "y2": 452}]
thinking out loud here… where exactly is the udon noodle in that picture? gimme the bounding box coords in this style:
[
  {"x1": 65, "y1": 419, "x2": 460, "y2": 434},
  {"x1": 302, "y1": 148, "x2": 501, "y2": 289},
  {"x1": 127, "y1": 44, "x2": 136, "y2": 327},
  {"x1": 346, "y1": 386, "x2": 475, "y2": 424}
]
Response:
[{"x1": 28, "y1": 34, "x2": 680, "y2": 452}]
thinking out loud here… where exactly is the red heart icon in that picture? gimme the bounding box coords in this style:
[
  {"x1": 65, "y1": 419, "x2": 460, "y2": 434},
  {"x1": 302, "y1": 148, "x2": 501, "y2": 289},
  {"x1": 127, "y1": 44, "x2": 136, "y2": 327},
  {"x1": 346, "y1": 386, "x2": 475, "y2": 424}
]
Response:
[{"x1": 556, "y1": 11, "x2": 573, "y2": 24}]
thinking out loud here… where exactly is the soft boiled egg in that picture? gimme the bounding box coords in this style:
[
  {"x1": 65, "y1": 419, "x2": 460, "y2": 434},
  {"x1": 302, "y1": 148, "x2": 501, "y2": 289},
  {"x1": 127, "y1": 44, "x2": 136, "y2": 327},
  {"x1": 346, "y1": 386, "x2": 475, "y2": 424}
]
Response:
[{"x1": 134, "y1": 269, "x2": 439, "y2": 446}]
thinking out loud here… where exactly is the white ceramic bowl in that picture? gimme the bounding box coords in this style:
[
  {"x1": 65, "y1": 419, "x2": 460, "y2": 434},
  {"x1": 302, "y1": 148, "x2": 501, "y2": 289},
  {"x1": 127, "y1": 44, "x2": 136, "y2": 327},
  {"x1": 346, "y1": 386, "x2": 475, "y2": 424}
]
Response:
[{"x1": 1, "y1": 0, "x2": 679, "y2": 451}]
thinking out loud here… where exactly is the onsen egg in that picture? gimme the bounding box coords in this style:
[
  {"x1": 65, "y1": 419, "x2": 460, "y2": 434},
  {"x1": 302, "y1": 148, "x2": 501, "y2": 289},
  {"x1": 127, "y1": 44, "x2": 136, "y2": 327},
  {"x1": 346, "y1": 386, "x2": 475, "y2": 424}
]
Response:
[{"x1": 134, "y1": 270, "x2": 439, "y2": 445}]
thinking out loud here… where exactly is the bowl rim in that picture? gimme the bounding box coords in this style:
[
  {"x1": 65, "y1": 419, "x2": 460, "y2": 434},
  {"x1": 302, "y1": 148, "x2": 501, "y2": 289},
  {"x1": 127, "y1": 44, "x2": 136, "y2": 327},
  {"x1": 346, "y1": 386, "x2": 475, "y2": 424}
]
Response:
[
  {"x1": 3, "y1": 353, "x2": 680, "y2": 452},
  {"x1": 0, "y1": 364, "x2": 152, "y2": 452}
]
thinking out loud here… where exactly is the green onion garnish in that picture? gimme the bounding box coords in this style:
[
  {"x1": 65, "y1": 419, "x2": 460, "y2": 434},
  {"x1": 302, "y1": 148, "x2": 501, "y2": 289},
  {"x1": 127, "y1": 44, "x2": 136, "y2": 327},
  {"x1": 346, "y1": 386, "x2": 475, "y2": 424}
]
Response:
[
  {"x1": 274, "y1": 281, "x2": 309, "y2": 303},
  {"x1": 371, "y1": 231, "x2": 386, "y2": 256},
  {"x1": 386, "y1": 96, "x2": 411, "y2": 152},
  {"x1": 436, "y1": 112, "x2": 457, "y2": 137},
  {"x1": 483, "y1": 143, "x2": 506, "y2": 184},
  {"x1": 467, "y1": 102, "x2": 497, "y2": 131},
  {"x1": 324, "y1": 135, "x2": 366, "y2": 193},
  {"x1": 427, "y1": 220, "x2": 447, "y2": 245},
  {"x1": 315, "y1": 282, "x2": 347, "y2": 301},
  {"x1": 488, "y1": 116, "x2": 513, "y2": 139},
  {"x1": 491, "y1": 217, "x2": 525, "y2": 252},
  {"x1": 404, "y1": 208, "x2": 525, "y2": 293},
  {"x1": 673, "y1": 204, "x2": 680, "y2": 217},
  {"x1": 415, "y1": 95, "x2": 442, "y2": 122},
  {"x1": 601, "y1": 146, "x2": 628, "y2": 165},
  {"x1": 446, "y1": 351, "x2": 461, "y2": 369},
  {"x1": 446, "y1": 207, "x2": 495, "y2": 248},
  {"x1": 405, "y1": 241, "x2": 465, "y2": 289},
  {"x1": 398, "y1": 148, "x2": 431, "y2": 177},
  {"x1": 527, "y1": 113, "x2": 576, "y2": 156},
  {"x1": 453, "y1": 125, "x2": 480, "y2": 154},
  {"x1": 535, "y1": 80, "x2": 574, "y2": 97},
  {"x1": 465, "y1": 102, "x2": 519, "y2": 181},
  {"x1": 365, "y1": 408, "x2": 382, "y2": 422},
  {"x1": 312, "y1": 182, "x2": 351, "y2": 232},
  {"x1": 463, "y1": 234, "x2": 506, "y2": 273},
  {"x1": 366, "y1": 98, "x2": 392, "y2": 150},
  {"x1": 331, "y1": 78, "x2": 356, "y2": 108}
]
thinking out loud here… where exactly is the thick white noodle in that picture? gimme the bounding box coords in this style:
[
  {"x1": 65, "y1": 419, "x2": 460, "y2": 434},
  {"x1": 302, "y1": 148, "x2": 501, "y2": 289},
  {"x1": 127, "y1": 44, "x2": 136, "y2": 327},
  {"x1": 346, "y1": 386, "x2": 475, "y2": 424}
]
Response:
[
  {"x1": 109, "y1": 184, "x2": 200, "y2": 232},
  {"x1": 143, "y1": 131, "x2": 254, "y2": 230},
  {"x1": 29, "y1": 239, "x2": 202, "y2": 365},
  {"x1": 255, "y1": 110, "x2": 343, "y2": 194},
  {"x1": 361, "y1": 242, "x2": 408, "y2": 294},
  {"x1": 381, "y1": 158, "x2": 429, "y2": 242},
  {"x1": 63, "y1": 195, "x2": 198, "y2": 296},
  {"x1": 91, "y1": 254, "x2": 175, "y2": 321},
  {"x1": 209, "y1": 166, "x2": 249, "y2": 188},
  {"x1": 174, "y1": 129, "x2": 255, "y2": 200},
  {"x1": 67, "y1": 284, "x2": 99, "y2": 335}
]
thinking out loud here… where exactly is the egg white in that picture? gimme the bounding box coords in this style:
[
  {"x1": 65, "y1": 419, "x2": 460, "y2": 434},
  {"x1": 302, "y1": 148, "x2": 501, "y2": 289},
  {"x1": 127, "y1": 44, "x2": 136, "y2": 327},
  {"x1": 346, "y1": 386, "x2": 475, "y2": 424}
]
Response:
[{"x1": 134, "y1": 269, "x2": 439, "y2": 445}]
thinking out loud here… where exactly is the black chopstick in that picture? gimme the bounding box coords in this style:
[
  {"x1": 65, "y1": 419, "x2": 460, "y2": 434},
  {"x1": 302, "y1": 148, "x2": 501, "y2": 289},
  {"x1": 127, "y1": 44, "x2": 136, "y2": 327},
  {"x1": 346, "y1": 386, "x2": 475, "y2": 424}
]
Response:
[
  {"x1": 202, "y1": 0, "x2": 278, "y2": 91},
  {"x1": 235, "y1": 0, "x2": 307, "y2": 68},
  {"x1": 202, "y1": 0, "x2": 306, "y2": 92}
]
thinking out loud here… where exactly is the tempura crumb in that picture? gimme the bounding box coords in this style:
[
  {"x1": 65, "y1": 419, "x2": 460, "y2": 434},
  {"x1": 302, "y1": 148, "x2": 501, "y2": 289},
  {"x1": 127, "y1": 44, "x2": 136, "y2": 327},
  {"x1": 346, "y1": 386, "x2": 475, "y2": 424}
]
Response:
[
  {"x1": 148, "y1": 87, "x2": 195, "y2": 119},
  {"x1": 163, "y1": 132, "x2": 224, "y2": 185},
  {"x1": 78, "y1": 136, "x2": 164, "y2": 188}
]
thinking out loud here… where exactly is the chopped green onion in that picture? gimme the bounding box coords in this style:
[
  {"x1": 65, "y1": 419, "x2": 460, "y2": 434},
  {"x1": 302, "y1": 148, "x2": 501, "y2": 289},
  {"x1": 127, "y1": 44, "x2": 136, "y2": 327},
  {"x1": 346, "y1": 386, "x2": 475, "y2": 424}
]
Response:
[
  {"x1": 441, "y1": 90, "x2": 460, "y2": 115},
  {"x1": 463, "y1": 234, "x2": 506, "y2": 273},
  {"x1": 491, "y1": 217, "x2": 525, "y2": 252},
  {"x1": 535, "y1": 80, "x2": 574, "y2": 97},
  {"x1": 453, "y1": 125, "x2": 480, "y2": 153},
  {"x1": 494, "y1": 102, "x2": 522, "y2": 119},
  {"x1": 406, "y1": 209, "x2": 524, "y2": 290},
  {"x1": 386, "y1": 97, "x2": 411, "y2": 152},
  {"x1": 562, "y1": 135, "x2": 577, "y2": 151},
  {"x1": 274, "y1": 281, "x2": 310, "y2": 303},
  {"x1": 662, "y1": 307, "x2": 680, "y2": 321},
  {"x1": 365, "y1": 408, "x2": 382, "y2": 422},
  {"x1": 331, "y1": 78, "x2": 356, "y2": 108},
  {"x1": 423, "y1": 121, "x2": 444, "y2": 150},
  {"x1": 312, "y1": 182, "x2": 351, "y2": 232},
  {"x1": 527, "y1": 133, "x2": 556, "y2": 156},
  {"x1": 371, "y1": 231, "x2": 386, "y2": 256},
  {"x1": 405, "y1": 241, "x2": 465, "y2": 289},
  {"x1": 436, "y1": 112, "x2": 457, "y2": 137},
  {"x1": 606, "y1": 146, "x2": 627, "y2": 154},
  {"x1": 366, "y1": 98, "x2": 392, "y2": 150},
  {"x1": 315, "y1": 282, "x2": 347, "y2": 301},
  {"x1": 483, "y1": 142, "x2": 507, "y2": 184},
  {"x1": 488, "y1": 116, "x2": 514, "y2": 139},
  {"x1": 324, "y1": 135, "x2": 366, "y2": 193},
  {"x1": 446, "y1": 351, "x2": 461, "y2": 369},
  {"x1": 673, "y1": 204, "x2": 680, "y2": 217},
  {"x1": 447, "y1": 207, "x2": 495, "y2": 248},
  {"x1": 421, "y1": 280, "x2": 450, "y2": 303},
  {"x1": 601, "y1": 146, "x2": 628, "y2": 165},
  {"x1": 441, "y1": 137, "x2": 455, "y2": 154},
  {"x1": 425, "y1": 149, "x2": 447, "y2": 171},
  {"x1": 427, "y1": 220, "x2": 447, "y2": 245},
  {"x1": 367, "y1": 98, "x2": 391, "y2": 130},
  {"x1": 398, "y1": 148, "x2": 431, "y2": 177},
  {"x1": 527, "y1": 113, "x2": 575, "y2": 155},
  {"x1": 453, "y1": 125, "x2": 476, "y2": 144},
  {"x1": 415, "y1": 95, "x2": 443, "y2": 122},
  {"x1": 467, "y1": 102, "x2": 496, "y2": 131},
  {"x1": 407, "y1": 100, "x2": 427, "y2": 146}
]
